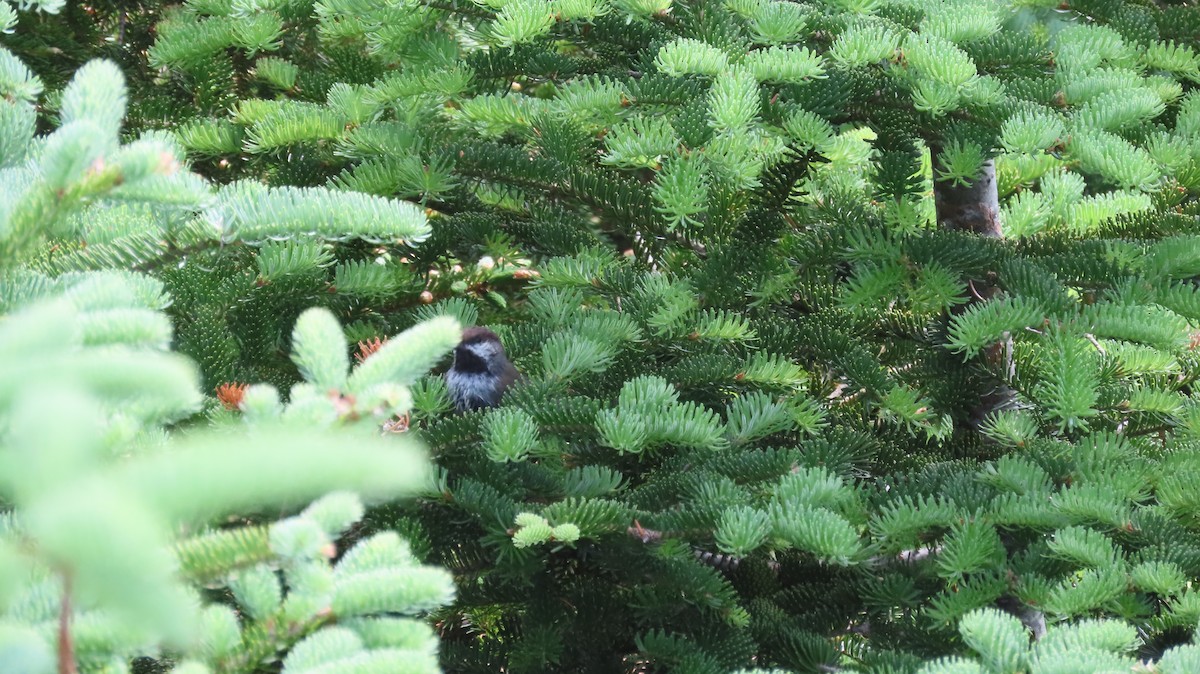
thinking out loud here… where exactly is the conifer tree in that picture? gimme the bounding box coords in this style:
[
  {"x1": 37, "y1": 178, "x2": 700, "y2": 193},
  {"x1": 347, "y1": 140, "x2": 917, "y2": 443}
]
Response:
[
  {"x1": 13, "y1": 0, "x2": 1200, "y2": 672},
  {"x1": 0, "y1": 21, "x2": 461, "y2": 674}
]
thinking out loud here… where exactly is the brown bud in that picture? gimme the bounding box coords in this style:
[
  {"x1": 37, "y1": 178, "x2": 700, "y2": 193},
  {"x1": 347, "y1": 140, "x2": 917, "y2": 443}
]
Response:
[{"x1": 215, "y1": 382, "x2": 249, "y2": 411}]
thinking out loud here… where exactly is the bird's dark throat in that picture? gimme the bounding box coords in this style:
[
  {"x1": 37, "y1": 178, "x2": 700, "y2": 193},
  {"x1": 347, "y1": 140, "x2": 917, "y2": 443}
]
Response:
[{"x1": 453, "y1": 346, "x2": 490, "y2": 374}]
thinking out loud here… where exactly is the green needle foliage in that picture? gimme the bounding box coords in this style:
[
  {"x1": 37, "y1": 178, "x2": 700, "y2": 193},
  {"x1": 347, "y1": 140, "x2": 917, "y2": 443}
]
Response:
[
  {"x1": 11, "y1": 0, "x2": 1200, "y2": 672},
  {"x1": 0, "y1": 26, "x2": 460, "y2": 674}
]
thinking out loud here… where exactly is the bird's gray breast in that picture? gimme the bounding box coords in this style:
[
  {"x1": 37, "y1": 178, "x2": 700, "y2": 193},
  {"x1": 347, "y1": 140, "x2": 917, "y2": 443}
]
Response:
[{"x1": 446, "y1": 368, "x2": 502, "y2": 410}]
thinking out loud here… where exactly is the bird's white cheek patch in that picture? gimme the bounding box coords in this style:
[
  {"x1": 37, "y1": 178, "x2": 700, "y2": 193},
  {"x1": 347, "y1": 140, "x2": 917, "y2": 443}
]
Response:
[{"x1": 467, "y1": 343, "x2": 499, "y2": 360}]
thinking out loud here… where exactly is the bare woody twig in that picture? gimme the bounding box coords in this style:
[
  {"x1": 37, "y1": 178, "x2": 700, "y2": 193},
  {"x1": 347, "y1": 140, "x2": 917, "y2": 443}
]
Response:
[{"x1": 58, "y1": 571, "x2": 76, "y2": 674}]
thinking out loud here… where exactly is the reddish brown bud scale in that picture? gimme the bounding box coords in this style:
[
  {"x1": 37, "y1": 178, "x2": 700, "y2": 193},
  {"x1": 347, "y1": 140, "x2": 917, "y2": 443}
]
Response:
[
  {"x1": 215, "y1": 382, "x2": 249, "y2": 410},
  {"x1": 355, "y1": 337, "x2": 387, "y2": 363}
]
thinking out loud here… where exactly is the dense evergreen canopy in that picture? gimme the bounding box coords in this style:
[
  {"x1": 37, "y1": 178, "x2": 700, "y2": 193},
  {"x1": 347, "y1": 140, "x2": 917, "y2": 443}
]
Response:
[{"x1": 7, "y1": 0, "x2": 1200, "y2": 673}]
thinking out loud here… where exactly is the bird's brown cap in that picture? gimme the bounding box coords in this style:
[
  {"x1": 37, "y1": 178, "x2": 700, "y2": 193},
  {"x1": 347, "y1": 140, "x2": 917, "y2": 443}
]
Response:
[{"x1": 461, "y1": 326, "x2": 501, "y2": 344}]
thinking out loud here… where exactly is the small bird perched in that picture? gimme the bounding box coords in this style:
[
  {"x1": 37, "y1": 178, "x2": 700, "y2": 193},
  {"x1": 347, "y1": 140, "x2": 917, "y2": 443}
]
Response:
[{"x1": 445, "y1": 326, "x2": 522, "y2": 412}]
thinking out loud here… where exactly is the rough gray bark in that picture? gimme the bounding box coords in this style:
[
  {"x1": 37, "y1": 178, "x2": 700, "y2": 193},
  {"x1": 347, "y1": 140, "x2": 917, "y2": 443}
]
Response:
[
  {"x1": 930, "y1": 153, "x2": 1019, "y2": 429},
  {"x1": 934, "y1": 158, "x2": 1002, "y2": 238}
]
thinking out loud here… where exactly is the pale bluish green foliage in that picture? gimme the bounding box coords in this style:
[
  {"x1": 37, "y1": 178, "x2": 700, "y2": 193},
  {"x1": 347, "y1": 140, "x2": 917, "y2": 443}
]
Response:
[
  {"x1": 149, "y1": 12, "x2": 282, "y2": 67},
  {"x1": 602, "y1": 115, "x2": 680, "y2": 169},
  {"x1": 748, "y1": 465, "x2": 866, "y2": 564},
  {"x1": 0, "y1": 274, "x2": 456, "y2": 674},
  {"x1": 707, "y1": 67, "x2": 760, "y2": 134},
  {"x1": 542, "y1": 331, "x2": 618, "y2": 380},
  {"x1": 742, "y1": 45, "x2": 824, "y2": 83},
  {"x1": 255, "y1": 56, "x2": 299, "y2": 89},
  {"x1": 0, "y1": 3, "x2": 16, "y2": 33},
  {"x1": 0, "y1": 42, "x2": 456, "y2": 674},
  {"x1": 1034, "y1": 326, "x2": 1100, "y2": 433},
  {"x1": 596, "y1": 376, "x2": 729, "y2": 453},
  {"x1": 491, "y1": 0, "x2": 555, "y2": 47},
  {"x1": 977, "y1": 409, "x2": 1040, "y2": 448},
  {"x1": 35, "y1": 0, "x2": 1200, "y2": 671},
  {"x1": 0, "y1": 56, "x2": 205, "y2": 267},
  {"x1": 482, "y1": 408, "x2": 539, "y2": 463},
  {"x1": 207, "y1": 181, "x2": 430, "y2": 245},
  {"x1": 654, "y1": 152, "x2": 710, "y2": 230},
  {"x1": 934, "y1": 141, "x2": 985, "y2": 187},
  {"x1": 594, "y1": 2, "x2": 1190, "y2": 229},
  {"x1": 715, "y1": 506, "x2": 771, "y2": 556},
  {"x1": 769, "y1": 504, "x2": 862, "y2": 566},
  {"x1": 656, "y1": 37, "x2": 730, "y2": 77},
  {"x1": 511, "y1": 512, "x2": 581, "y2": 549},
  {"x1": 347, "y1": 315, "x2": 461, "y2": 390},
  {"x1": 724, "y1": 391, "x2": 795, "y2": 445},
  {"x1": 828, "y1": 21, "x2": 901, "y2": 67},
  {"x1": 246, "y1": 307, "x2": 460, "y2": 427},
  {"x1": 292, "y1": 308, "x2": 352, "y2": 391},
  {"x1": 0, "y1": 44, "x2": 427, "y2": 274},
  {"x1": 915, "y1": 607, "x2": 1200, "y2": 674}
]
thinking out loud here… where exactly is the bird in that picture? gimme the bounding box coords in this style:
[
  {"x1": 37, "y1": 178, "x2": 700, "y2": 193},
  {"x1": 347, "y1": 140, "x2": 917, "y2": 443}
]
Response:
[{"x1": 445, "y1": 326, "x2": 523, "y2": 412}]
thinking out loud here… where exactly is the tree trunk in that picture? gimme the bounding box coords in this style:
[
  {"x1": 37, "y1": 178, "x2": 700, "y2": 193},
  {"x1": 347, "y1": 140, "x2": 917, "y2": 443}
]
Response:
[
  {"x1": 932, "y1": 153, "x2": 1039, "y2": 634},
  {"x1": 934, "y1": 158, "x2": 1002, "y2": 238},
  {"x1": 930, "y1": 153, "x2": 1016, "y2": 428}
]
